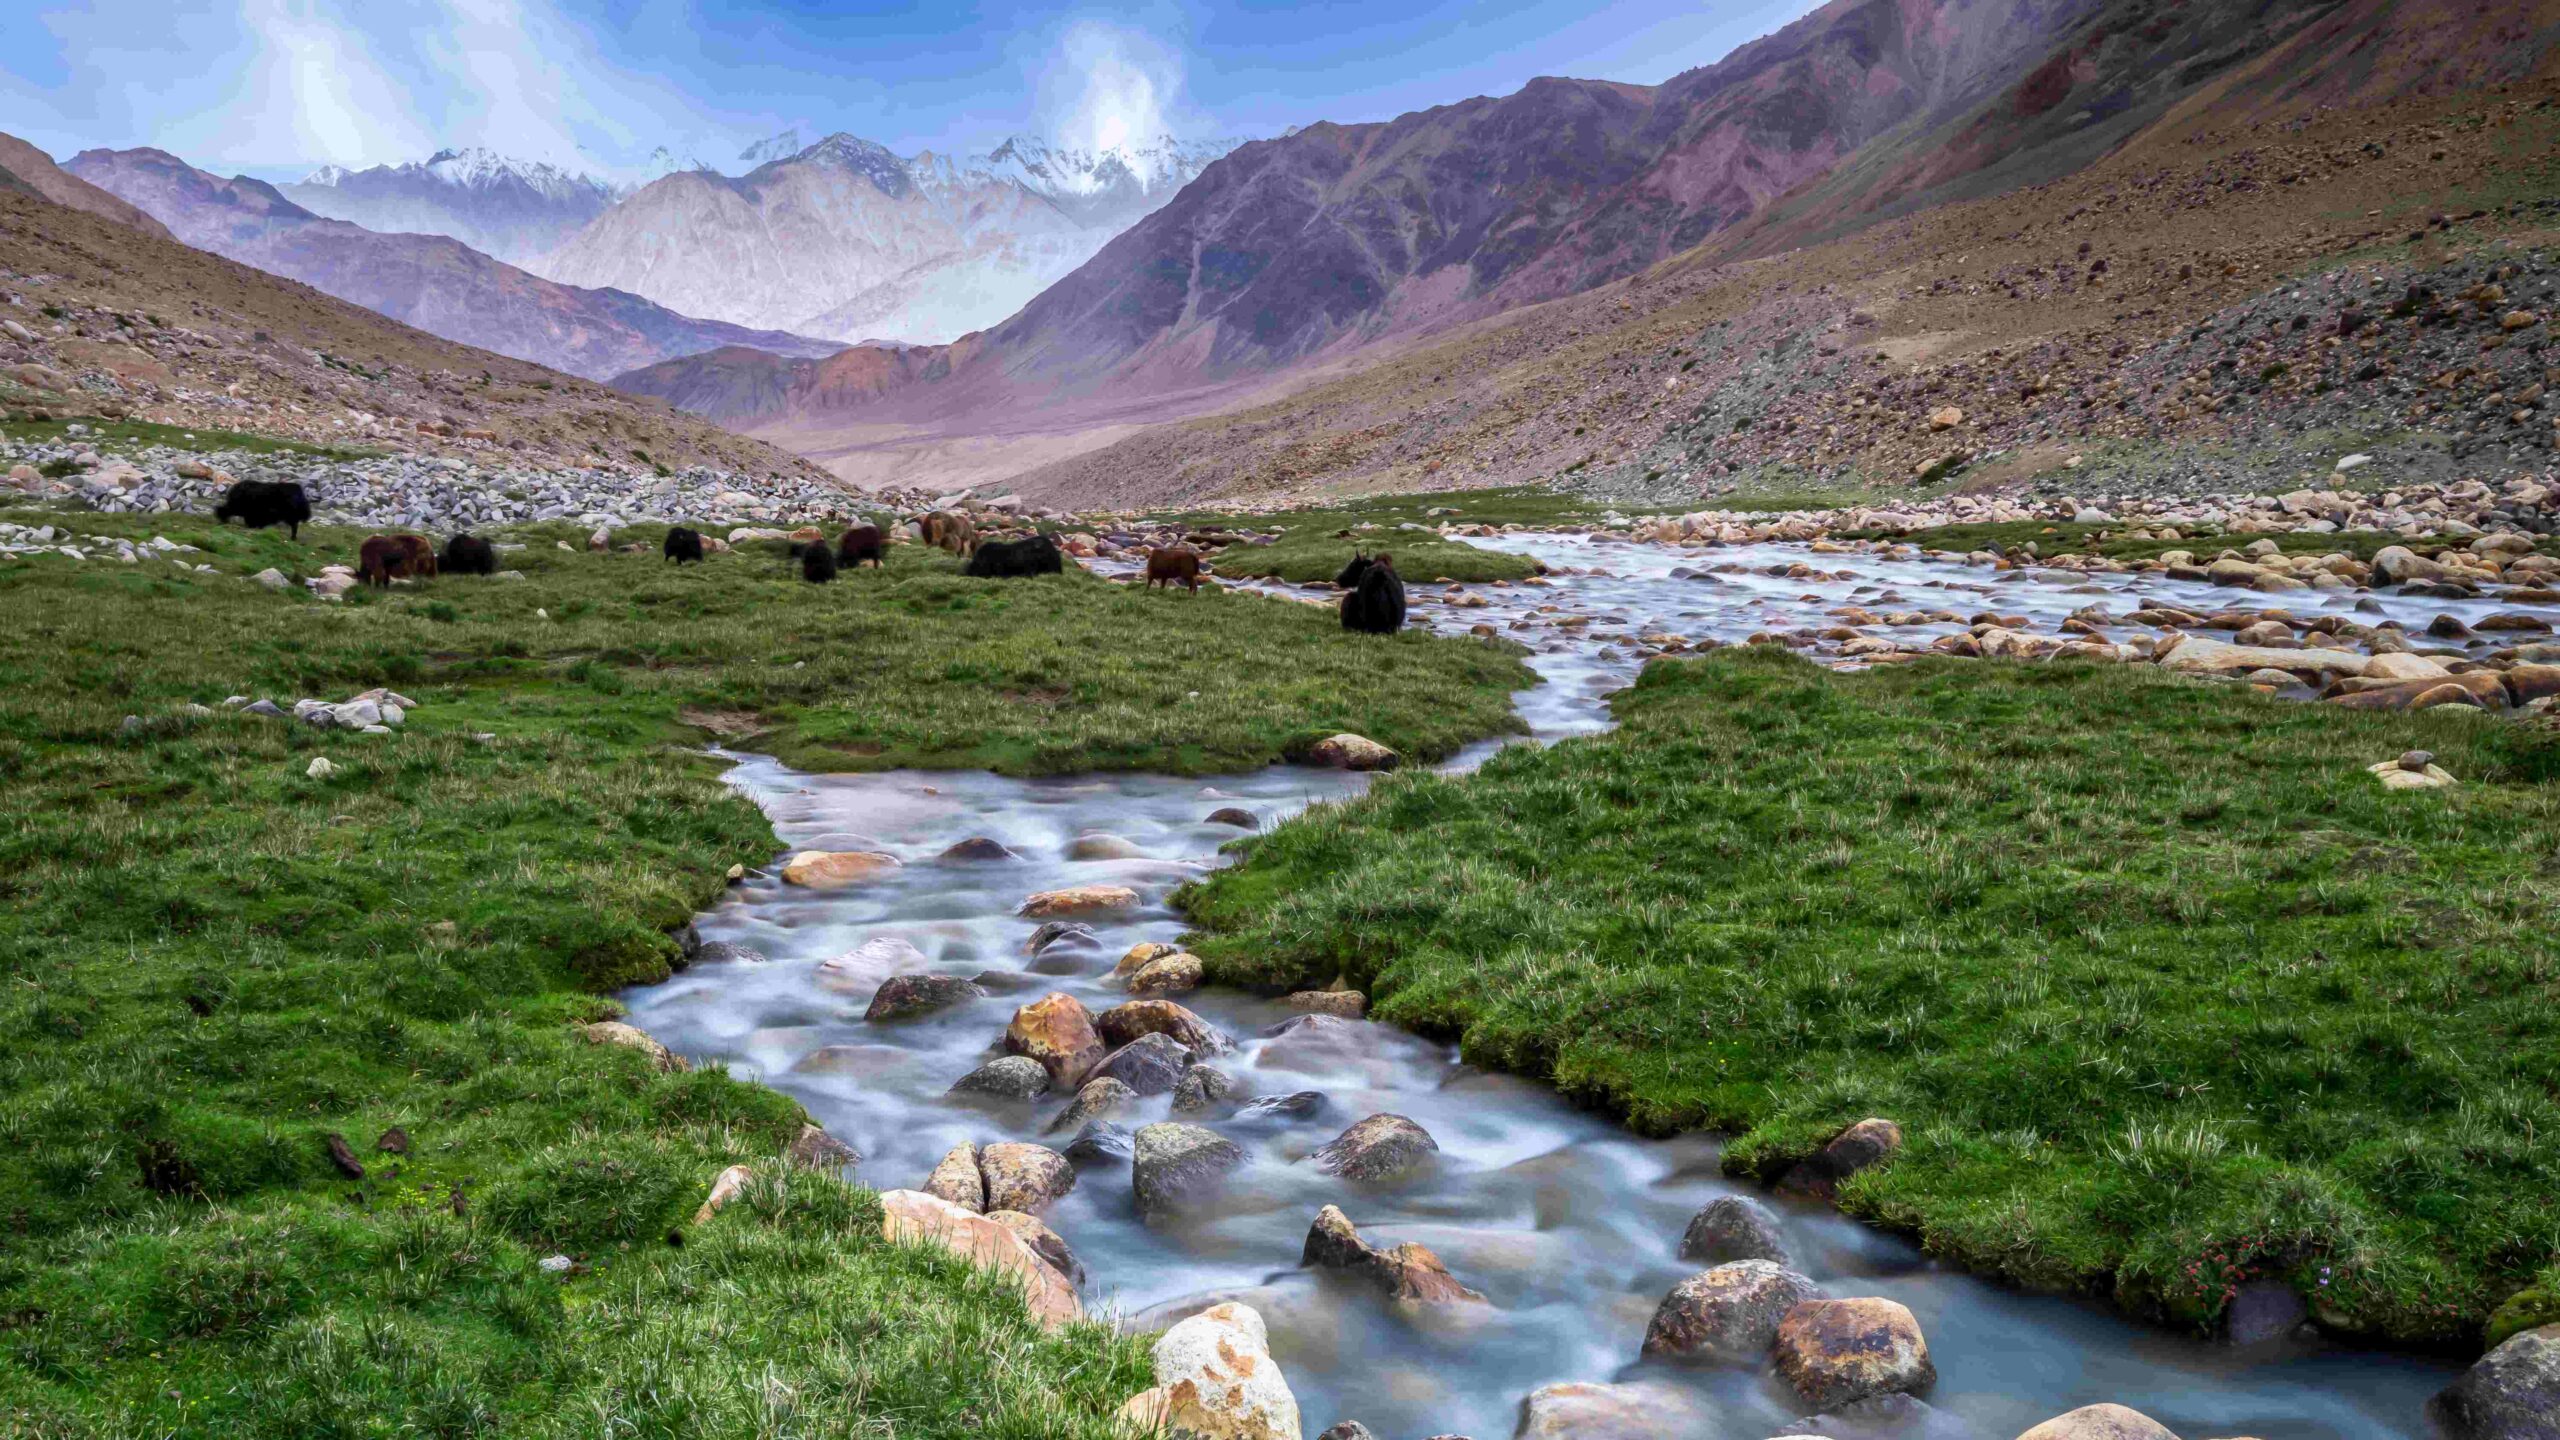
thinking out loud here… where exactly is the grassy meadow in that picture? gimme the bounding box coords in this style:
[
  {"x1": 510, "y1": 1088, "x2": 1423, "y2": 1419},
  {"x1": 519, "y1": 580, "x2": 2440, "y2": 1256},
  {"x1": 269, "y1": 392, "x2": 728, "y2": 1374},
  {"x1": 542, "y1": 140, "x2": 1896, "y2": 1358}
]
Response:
[
  {"x1": 0, "y1": 507, "x2": 1533, "y2": 1436},
  {"x1": 1181, "y1": 646, "x2": 2560, "y2": 1348}
]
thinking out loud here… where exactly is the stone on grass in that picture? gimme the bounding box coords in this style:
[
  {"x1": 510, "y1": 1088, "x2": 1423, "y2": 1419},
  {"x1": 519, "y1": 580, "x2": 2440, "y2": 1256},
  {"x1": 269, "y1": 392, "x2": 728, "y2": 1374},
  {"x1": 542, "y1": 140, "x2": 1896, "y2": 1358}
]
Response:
[
  {"x1": 1117, "y1": 1302, "x2": 1301, "y2": 1440},
  {"x1": 879, "y1": 1189, "x2": 1080, "y2": 1329},
  {"x1": 1311, "y1": 1113, "x2": 1438, "y2": 1181},
  {"x1": 785, "y1": 1123, "x2": 859, "y2": 1172},
  {"x1": 950, "y1": 1055, "x2": 1050, "y2": 1100},
  {"x1": 1133, "y1": 1122, "x2": 1245, "y2": 1223},
  {"x1": 1005, "y1": 992, "x2": 1107, "y2": 1088},
  {"x1": 305, "y1": 756, "x2": 338, "y2": 779},
  {"x1": 1773, "y1": 1297, "x2": 1935, "y2": 1410},
  {"x1": 980, "y1": 1141, "x2": 1076, "y2": 1215},
  {"x1": 576, "y1": 1020, "x2": 684, "y2": 1073},
  {"x1": 780, "y1": 849, "x2": 902, "y2": 888},
  {"x1": 1681, "y1": 1195, "x2": 1790, "y2": 1265},
  {"x1": 2014, "y1": 1403, "x2": 2182, "y2": 1440},
  {"x1": 2371, "y1": 756, "x2": 2458, "y2": 790},
  {"x1": 692, "y1": 1164, "x2": 754, "y2": 1224},
  {"x1": 1778, "y1": 1118, "x2": 1903, "y2": 1199},
  {"x1": 1306, "y1": 733, "x2": 1400, "y2": 771},
  {"x1": 1643, "y1": 1259, "x2": 1822, "y2": 1361}
]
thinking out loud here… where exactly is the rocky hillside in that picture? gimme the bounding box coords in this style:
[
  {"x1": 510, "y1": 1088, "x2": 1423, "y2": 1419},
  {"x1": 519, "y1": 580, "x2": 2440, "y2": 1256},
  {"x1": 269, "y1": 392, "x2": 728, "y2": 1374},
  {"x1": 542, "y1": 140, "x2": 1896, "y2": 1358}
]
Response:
[
  {"x1": 61, "y1": 146, "x2": 841, "y2": 382},
  {"x1": 0, "y1": 133, "x2": 172, "y2": 241},
  {"x1": 281, "y1": 148, "x2": 621, "y2": 269},
  {"x1": 0, "y1": 166, "x2": 836, "y2": 482},
  {"x1": 542, "y1": 132, "x2": 1234, "y2": 344}
]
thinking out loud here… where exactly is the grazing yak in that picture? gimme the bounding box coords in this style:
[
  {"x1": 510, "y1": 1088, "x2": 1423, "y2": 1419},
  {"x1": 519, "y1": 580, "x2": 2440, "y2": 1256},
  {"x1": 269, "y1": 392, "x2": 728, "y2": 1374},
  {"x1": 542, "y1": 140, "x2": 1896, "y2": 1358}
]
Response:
[
  {"x1": 799, "y1": 541, "x2": 838, "y2": 584},
  {"x1": 837, "y1": 523, "x2": 885, "y2": 570},
  {"x1": 358, "y1": 534, "x2": 438, "y2": 588},
  {"x1": 919, "y1": 510, "x2": 979, "y2": 557},
  {"x1": 213, "y1": 479, "x2": 312, "y2": 540},
  {"x1": 663, "y1": 525, "x2": 706, "y2": 564},
  {"x1": 1145, "y1": 544, "x2": 1204, "y2": 593},
  {"x1": 1341, "y1": 552, "x2": 1407, "y2": 635},
  {"x1": 440, "y1": 533, "x2": 496, "y2": 576},
  {"x1": 966, "y1": 533, "x2": 1064, "y2": 579}
]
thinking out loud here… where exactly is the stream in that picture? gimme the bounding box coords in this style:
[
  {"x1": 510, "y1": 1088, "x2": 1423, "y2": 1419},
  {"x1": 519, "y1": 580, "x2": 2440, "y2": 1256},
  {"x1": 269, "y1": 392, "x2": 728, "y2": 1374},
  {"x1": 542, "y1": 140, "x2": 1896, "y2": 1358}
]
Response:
[{"x1": 623, "y1": 533, "x2": 2499, "y2": 1440}]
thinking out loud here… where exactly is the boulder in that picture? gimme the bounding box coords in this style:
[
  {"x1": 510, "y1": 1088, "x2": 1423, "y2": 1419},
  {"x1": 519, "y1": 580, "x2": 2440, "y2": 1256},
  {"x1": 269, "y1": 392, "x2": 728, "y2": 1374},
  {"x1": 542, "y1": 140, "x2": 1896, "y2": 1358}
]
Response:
[
  {"x1": 1098, "y1": 998, "x2": 1232, "y2": 1055},
  {"x1": 1206, "y1": 807, "x2": 1259, "y2": 828},
  {"x1": 878, "y1": 1188, "x2": 1080, "y2": 1329},
  {"x1": 1116, "y1": 1302, "x2": 1301, "y2": 1440},
  {"x1": 2224, "y1": 1279, "x2": 2307, "y2": 1346},
  {"x1": 1305, "y1": 733, "x2": 1400, "y2": 771},
  {"x1": 1065, "y1": 833, "x2": 1147, "y2": 860},
  {"x1": 1048, "y1": 1076, "x2": 1139, "y2": 1133},
  {"x1": 1063, "y1": 1120, "x2": 1136, "y2": 1167},
  {"x1": 1127, "y1": 951, "x2": 1206, "y2": 995},
  {"x1": 1515, "y1": 1381, "x2": 1716, "y2": 1439},
  {"x1": 1172, "y1": 1064, "x2": 1236, "y2": 1113},
  {"x1": 1311, "y1": 1113, "x2": 1439, "y2": 1182},
  {"x1": 2370, "y1": 757, "x2": 2459, "y2": 790},
  {"x1": 1773, "y1": 1298, "x2": 1936, "y2": 1410},
  {"x1": 576, "y1": 1020, "x2": 685, "y2": 1073},
  {"x1": 1028, "y1": 921, "x2": 1098, "y2": 955},
  {"x1": 979, "y1": 1141, "x2": 1076, "y2": 1215},
  {"x1": 1132, "y1": 1122, "x2": 1246, "y2": 1223},
  {"x1": 865, "y1": 973, "x2": 985, "y2": 1021},
  {"x1": 986, "y1": 1208, "x2": 1085, "y2": 1288},
  {"x1": 2435, "y1": 1324, "x2": 2560, "y2": 1440},
  {"x1": 784, "y1": 1123, "x2": 860, "y2": 1172},
  {"x1": 1284, "y1": 990, "x2": 1369, "y2": 1019},
  {"x1": 1088, "y1": 1031, "x2": 1195, "y2": 1096},
  {"x1": 1238, "y1": 1091, "x2": 1329, "y2": 1124},
  {"x1": 1302, "y1": 1204, "x2": 1484, "y2": 1306},
  {"x1": 939, "y1": 836, "x2": 1020, "y2": 862},
  {"x1": 1017, "y1": 885, "x2": 1140, "y2": 919},
  {"x1": 691, "y1": 1164, "x2": 755, "y2": 1225},
  {"x1": 1113, "y1": 941, "x2": 1183, "y2": 978},
  {"x1": 1005, "y1": 992, "x2": 1107, "y2": 1088},
  {"x1": 1778, "y1": 1118, "x2": 1903, "y2": 1199},
  {"x1": 923, "y1": 1142, "x2": 985, "y2": 1212},
  {"x1": 780, "y1": 849, "x2": 903, "y2": 888},
  {"x1": 1927, "y1": 406, "x2": 1964, "y2": 431},
  {"x1": 949, "y1": 1055, "x2": 1050, "y2": 1100},
  {"x1": 2014, "y1": 1404, "x2": 2181, "y2": 1440},
  {"x1": 2154, "y1": 638, "x2": 2371, "y2": 679},
  {"x1": 1680, "y1": 1194, "x2": 1790, "y2": 1265},
  {"x1": 1642, "y1": 1259, "x2": 1823, "y2": 1361}
]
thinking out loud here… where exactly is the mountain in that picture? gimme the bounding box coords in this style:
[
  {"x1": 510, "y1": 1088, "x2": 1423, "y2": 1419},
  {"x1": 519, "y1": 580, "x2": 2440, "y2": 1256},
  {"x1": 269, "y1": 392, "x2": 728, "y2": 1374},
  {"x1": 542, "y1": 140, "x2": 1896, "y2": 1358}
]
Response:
[
  {"x1": 0, "y1": 131, "x2": 827, "y2": 478},
  {"x1": 280, "y1": 148, "x2": 618, "y2": 267},
  {"x1": 64, "y1": 146, "x2": 843, "y2": 383},
  {"x1": 0, "y1": 132, "x2": 174, "y2": 241},
  {"x1": 540, "y1": 130, "x2": 1239, "y2": 344}
]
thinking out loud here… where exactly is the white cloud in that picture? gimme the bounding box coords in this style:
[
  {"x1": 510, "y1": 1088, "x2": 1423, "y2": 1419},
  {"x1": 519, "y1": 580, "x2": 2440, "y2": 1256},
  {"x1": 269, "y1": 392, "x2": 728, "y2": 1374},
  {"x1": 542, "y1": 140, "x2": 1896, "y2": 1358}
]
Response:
[{"x1": 1039, "y1": 20, "x2": 1191, "y2": 154}]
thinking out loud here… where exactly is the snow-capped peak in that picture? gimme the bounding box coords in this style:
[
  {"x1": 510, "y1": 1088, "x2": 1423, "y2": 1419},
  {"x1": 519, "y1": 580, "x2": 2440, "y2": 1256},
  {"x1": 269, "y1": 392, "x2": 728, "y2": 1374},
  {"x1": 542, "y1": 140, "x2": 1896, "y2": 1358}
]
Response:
[{"x1": 738, "y1": 129, "x2": 804, "y2": 168}]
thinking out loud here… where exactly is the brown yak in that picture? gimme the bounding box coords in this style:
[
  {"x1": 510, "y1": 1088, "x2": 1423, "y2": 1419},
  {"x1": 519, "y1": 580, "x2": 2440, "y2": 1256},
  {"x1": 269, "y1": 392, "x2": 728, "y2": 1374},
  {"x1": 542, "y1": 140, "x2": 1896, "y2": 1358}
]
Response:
[
  {"x1": 1144, "y1": 544, "x2": 1204, "y2": 593},
  {"x1": 358, "y1": 534, "x2": 438, "y2": 587},
  {"x1": 919, "y1": 510, "x2": 979, "y2": 557},
  {"x1": 837, "y1": 524, "x2": 886, "y2": 569}
]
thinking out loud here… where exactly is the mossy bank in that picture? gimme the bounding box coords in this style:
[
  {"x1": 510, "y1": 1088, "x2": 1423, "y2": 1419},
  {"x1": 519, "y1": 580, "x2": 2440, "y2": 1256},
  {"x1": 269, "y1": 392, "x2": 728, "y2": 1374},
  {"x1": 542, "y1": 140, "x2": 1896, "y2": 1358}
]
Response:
[{"x1": 1180, "y1": 647, "x2": 2560, "y2": 1350}]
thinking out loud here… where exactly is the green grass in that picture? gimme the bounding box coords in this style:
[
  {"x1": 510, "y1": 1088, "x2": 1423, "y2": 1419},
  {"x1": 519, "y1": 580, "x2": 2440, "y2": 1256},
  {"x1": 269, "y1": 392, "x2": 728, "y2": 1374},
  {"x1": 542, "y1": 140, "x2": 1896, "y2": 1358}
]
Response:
[
  {"x1": 1207, "y1": 531, "x2": 1543, "y2": 585},
  {"x1": 0, "y1": 505, "x2": 1536, "y2": 1434},
  {"x1": 1180, "y1": 647, "x2": 2560, "y2": 1347},
  {"x1": 0, "y1": 416, "x2": 384, "y2": 461}
]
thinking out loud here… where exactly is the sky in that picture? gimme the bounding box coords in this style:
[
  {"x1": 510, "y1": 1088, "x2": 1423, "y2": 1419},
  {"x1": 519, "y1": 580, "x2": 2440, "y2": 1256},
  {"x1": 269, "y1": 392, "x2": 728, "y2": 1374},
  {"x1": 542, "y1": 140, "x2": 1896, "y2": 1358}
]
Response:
[{"x1": 0, "y1": 0, "x2": 1824, "y2": 184}]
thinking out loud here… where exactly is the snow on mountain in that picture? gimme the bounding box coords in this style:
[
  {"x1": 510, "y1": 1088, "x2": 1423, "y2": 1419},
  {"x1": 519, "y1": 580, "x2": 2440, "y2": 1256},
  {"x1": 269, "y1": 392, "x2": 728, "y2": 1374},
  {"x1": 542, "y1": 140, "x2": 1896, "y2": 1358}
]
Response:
[
  {"x1": 281, "y1": 147, "x2": 619, "y2": 268},
  {"x1": 542, "y1": 129, "x2": 1243, "y2": 346}
]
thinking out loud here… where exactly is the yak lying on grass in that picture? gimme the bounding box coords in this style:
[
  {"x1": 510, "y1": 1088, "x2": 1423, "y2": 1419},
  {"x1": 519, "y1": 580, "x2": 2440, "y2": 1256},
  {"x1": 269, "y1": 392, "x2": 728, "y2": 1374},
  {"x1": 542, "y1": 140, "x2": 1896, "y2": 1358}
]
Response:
[
  {"x1": 359, "y1": 534, "x2": 438, "y2": 588},
  {"x1": 966, "y1": 533, "x2": 1063, "y2": 579},
  {"x1": 1341, "y1": 552, "x2": 1406, "y2": 635},
  {"x1": 440, "y1": 533, "x2": 496, "y2": 576},
  {"x1": 837, "y1": 524, "x2": 885, "y2": 569},
  {"x1": 664, "y1": 525, "x2": 706, "y2": 564},
  {"x1": 1145, "y1": 544, "x2": 1203, "y2": 593},
  {"x1": 213, "y1": 480, "x2": 311, "y2": 540}
]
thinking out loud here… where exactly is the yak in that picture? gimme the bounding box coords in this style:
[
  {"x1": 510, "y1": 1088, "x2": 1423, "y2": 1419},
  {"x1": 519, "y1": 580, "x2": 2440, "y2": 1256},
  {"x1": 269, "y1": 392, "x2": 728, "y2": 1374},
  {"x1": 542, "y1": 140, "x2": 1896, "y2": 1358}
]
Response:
[
  {"x1": 440, "y1": 533, "x2": 496, "y2": 576},
  {"x1": 1341, "y1": 552, "x2": 1406, "y2": 635},
  {"x1": 1145, "y1": 544, "x2": 1203, "y2": 593},
  {"x1": 358, "y1": 534, "x2": 437, "y2": 588},
  {"x1": 919, "y1": 510, "x2": 979, "y2": 557},
  {"x1": 663, "y1": 525, "x2": 706, "y2": 564},
  {"x1": 837, "y1": 523, "x2": 885, "y2": 570},
  {"x1": 1334, "y1": 551, "x2": 1378, "y2": 589},
  {"x1": 213, "y1": 479, "x2": 312, "y2": 540},
  {"x1": 965, "y1": 533, "x2": 1064, "y2": 579},
  {"x1": 799, "y1": 540, "x2": 838, "y2": 584}
]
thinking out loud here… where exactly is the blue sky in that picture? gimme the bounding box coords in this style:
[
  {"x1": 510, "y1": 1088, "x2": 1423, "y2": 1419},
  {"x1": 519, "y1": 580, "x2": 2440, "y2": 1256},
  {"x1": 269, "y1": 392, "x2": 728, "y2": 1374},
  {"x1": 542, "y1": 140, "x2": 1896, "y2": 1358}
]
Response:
[{"x1": 0, "y1": 0, "x2": 1823, "y2": 182}]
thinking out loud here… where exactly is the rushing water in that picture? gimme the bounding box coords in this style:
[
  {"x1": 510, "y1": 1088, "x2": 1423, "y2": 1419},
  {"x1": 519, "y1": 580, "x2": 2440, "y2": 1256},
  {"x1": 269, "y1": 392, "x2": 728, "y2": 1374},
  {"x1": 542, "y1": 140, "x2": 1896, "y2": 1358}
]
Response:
[{"x1": 624, "y1": 534, "x2": 2497, "y2": 1440}]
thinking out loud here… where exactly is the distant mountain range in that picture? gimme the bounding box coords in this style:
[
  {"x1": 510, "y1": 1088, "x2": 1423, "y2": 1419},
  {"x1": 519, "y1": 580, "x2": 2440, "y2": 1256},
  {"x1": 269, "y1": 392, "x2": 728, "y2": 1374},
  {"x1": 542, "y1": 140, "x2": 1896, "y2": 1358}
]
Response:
[
  {"x1": 282, "y1": 148, "x2": 619, "y2": 268},
  {"x1": 539, "y1": 130, "x2": 1242, "y2": 344},
  {"x1": 65, "y1": 146, "x2": 842, "y2": 381}
]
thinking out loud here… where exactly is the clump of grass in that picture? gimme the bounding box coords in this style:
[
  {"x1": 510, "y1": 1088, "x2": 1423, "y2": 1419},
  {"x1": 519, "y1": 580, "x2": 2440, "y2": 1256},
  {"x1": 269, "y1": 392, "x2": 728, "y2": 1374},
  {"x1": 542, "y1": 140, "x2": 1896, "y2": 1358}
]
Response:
[{"x1": 1180, "y1": 646, "x2": 2560, "y2": 1345}]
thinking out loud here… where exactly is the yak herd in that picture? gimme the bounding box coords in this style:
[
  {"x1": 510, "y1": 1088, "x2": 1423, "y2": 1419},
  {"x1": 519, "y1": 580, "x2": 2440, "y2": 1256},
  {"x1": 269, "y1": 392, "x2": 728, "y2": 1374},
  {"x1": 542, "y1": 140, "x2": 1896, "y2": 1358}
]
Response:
[{"x1": 208, "y1": 479, "x2": 1409, "y2": 633}]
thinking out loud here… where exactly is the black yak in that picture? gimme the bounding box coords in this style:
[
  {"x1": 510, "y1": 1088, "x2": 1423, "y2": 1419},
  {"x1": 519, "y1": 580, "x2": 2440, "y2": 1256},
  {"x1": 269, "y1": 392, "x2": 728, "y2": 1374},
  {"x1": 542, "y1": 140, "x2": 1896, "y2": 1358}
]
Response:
[
  {"x1": 800, "y1": 541, "x2": 838, "y2": 584},
  {"x1": 1145, "y1": 544, "x2": 1203, "y2": 593},
  {"x1": 663, "y1": 525, "x2": 706, "y2": 564},
  {"x1": 358, "y1": 534, "x2": 437, "y2": 588},
  {"x1": 1341, "y1": 552, "x2": 1406, "y2": 635},
  {"x1": 440, "y1": 533, "x2": 496, "y2": 576},
  {"x1": 837, "y1": 523, "x2": 885, "y2": 569},
  {"x1": 1334, "y1": 551, "x2": 1377, "y2": 589},
  {"x1": 212, "y1": 479, "x2": 311, "y2": 540},
  {"x1": 966, "y1": 533, "x2": 1064, "y2": 579}
]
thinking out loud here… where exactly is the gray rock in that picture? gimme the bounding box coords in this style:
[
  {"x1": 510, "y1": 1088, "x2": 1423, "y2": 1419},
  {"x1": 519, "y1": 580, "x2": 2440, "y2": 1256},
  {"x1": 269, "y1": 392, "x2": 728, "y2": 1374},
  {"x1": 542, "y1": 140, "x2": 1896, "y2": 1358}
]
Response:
[
  {"x1": 1087, "y1": 1031, "x2": 1193, "y2": 1096},
  {"x1": 1642, "y1": 1260, "x2": 1823, "y2": 1362},
  {"x1": 949, "y1": 1055, "x2": 1050, "y2": 1100},
  {"x1": 1026, "y1": 920, "x2": 1096, "y2": 955},
  {"x1": 1310, "y1": 1113, "x2": 1438, "y2": 1182},
  {"x1": 979, "y1": 1141, "x2": 1076, "y2": 1215},
  {"x1": 1171, "y1": 1064, "x2": 1235, "y2": 1114},
  {"x1": 2224, "y1": 1279, "x2": 2307, "y2": 1346},
  {"x1": 1046, "y1": 1076, "x2": 1138, "y2": 1133},
  {"x1": 1131, "y1": 1121, "x2": 1245, "y2": 1224},
  {"x1": 2434, "y1": 1323, "x2": 2560, "y2": 1440},
  {"x1": 865, "y1": 973, "x2": 986, "y2": 1022},
  {"x1": 1237, "y1": 1090, "x2": 1327, "y2": 1124},
  {"x1": 1062, "y1": 1121, "x2": 1135, "y2": 1167},
  {"x1": 1680, "y1": 1195, "x2": 1790, "y2": 1266},
  {"x1": 693, "y1": 941, "x2": 767, "y2": 966},
  {"x1": 784, "y1": 1123, "x2": 859, "y2": 1172}
]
